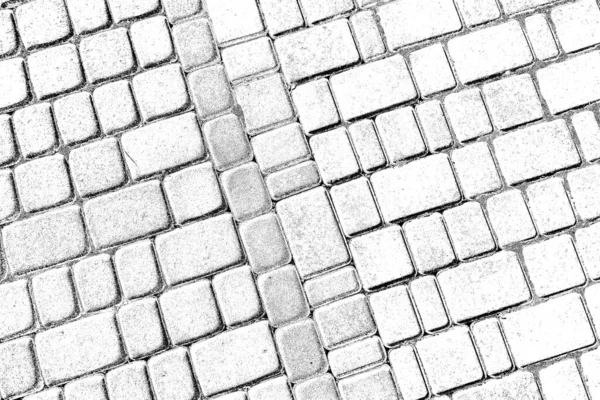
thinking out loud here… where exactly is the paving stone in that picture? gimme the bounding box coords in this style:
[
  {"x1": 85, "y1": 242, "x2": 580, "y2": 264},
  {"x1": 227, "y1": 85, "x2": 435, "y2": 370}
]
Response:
[
  {"x1": 500, "y1": 0, "x2": 558, "y2": 14},
  {"x1": 223, "y1": 37, "x2": 277, "y2": 82},
  {"x1": 35, "y1": 312, "x2": 125, "y2": 385},
  {"x1": 69, "y1": 138, "x2": 127, "y2": 197},
  {"x1": 350, "y1": 226, "x2": 414, "y2": 290},
  {"x1": 64, "y1": 374, "x2": 107, "y2": 400},
  {"x1": 410, "y1": 44, "x2": 456, "y2": 98},
  {"x1": 25, "y1": 387, "x2": 62, "y2": 400},
  {"x1": 0, "y1": 170, "x2": 18, "y2": 222},
  {"x1": 275, "y1": 319, "x2": 328, "y2": 382},
  {"x1": 114, "y1": 240, "x2": 162, "y2": 300},
  {"x1": 221, "y1": 162, "x2": 272, "y2": 221},
  {"x1": 539, "y1": 358, "x2": 588, "y2": 400},
  {"x1": 0, "y1": 58, "x2": 29, "y2": 111},
  {"x1": 172, "y1": 18, "x2": 217, "y2": 72},
  {"x1": 415, "y1": 100, "x2": 453, "y2": 151},
  {"x1": 471, "y1": 318, "x2": 512, "y2": 376},
  {"x1": 265, "y1": 160, "x2": 322, "y2": 200},
  {"x1": 147, "y1": 347, "x2": 198, "y2": 400},
  {"x1": 451, "y1": 142, "x2": 501, "y2": 199},
  {"x1": 375, "y1": 107, "x2": 427, "y2": 164},
  {"x1": 238, "y1": 213, "x2": 292, "y2": 274},
  {"x1": 205, "y1": 0, "x2": 264, "y2": 44},
  {"x1": 106, "y1": 0, "x2": 160, "y2": 23},
  {"x1": 248, "y1": 376, "x2": 293, "y2": 400},
  {"x1": 190, "y1": 321, "x2": 280, "y2": 397},
  {"x1": 330, "y1": 177, "x2": 381, "y2": 237},
  {"x1": 106, "y1": 361, "x2": 153, "y2": 400},
  {"x1": 93, "y1": 80, "x2": 140, "y2": 134},
  {"x1": 314, "y1": 294, "x2": 376, "y2": 349},
  {"x1": 121, "y1": 113, "x2": 205, "y2": 180},
  {"x1": 448, "y1": 21, "x2": 532, "y2": 84},
  {"x1": 369, "y1": 285, "x2": 421, "y2": 347},
  {"x1": 486, "y1": 189, "x2": 536, "y2": 247},
  {"x1": 524, "y1": 235, "x2": 586, "y2": 297},
  {"x1": 0, "y1": 115, "x2": 18, "y2": 167},
  {"x1": 293, "y1": 79, "x2": 339, "y2": 133},
  {"x1": 31, "y1": 266, "x2": 78, "y2": 326},
  {"x1": 72, "y1": 254, "x2": 120, "y2": 313},
  {"x1": 350, "y1": 10, "x2": 385, "y2": 61},
  {"x1": 309, "y1": 129, "x2": 358, "y2": 185},
  {"x1": 416, "y1": 326, "x2": 483, "y2": 394},
  {"x1": 389, "y1": 346, "x2": 428, "y2": 400},
  {"x1": 84, "y1": 181, "x2": 170, "y2": 249},
  {"x1": 213, "y1": 266, "x2": 262, "y2": 326},
  {"x1": 162, "y1": 0, "x2": 202, "y2": 23},
  {"x1": 53, "y1": 93, "x2": 100, "y2": 146},
  {"x1": 118, "y1": 298, "x2": 167, "y2": 359},
  {"x1": 258, "y1": 265, "x2": 309, "y2": 327},
  {"x1": 204, "y1": 115, "x2": 252, "y2": 172},
  {"x1": 581, "y1": 348, "x2": 600, "y2": 399},
  {"x1": 260, "y1": 0, "x2": 303, "y2": 36},
  {"x1": 410, "y1": 276, "x2": 449, "y2": 333},
  {"x1": 438, "y1": 251, "x2": 530, "y2": 323},
  {"x1": 330, "y1": 55, "x2": 417, "y2": 121},
  {"x1": 275, "y1": 20, "x2": 358, "y2": 84},
  {"x1": 3, "y1": 205, "x2": 87, "y2": 275},
  {"x1": 235, "y1": 74, "x2": 294, "y2": 133},
  {"x1": 453, "y1": 371, "x2": 541, "y2": 400},
  {"x1": 156, "y1": 213, "x2": 244, "y2": 285},
  {"x1": 371, "y1": 154, "x2": 461, "y2": 222},
  {"x1": 16, "y1": 0, "x2": 71, "y2": 49},
  {"x1": 294, "y1": 374, "x2": 340, "y2": 400},
  {"x1": 132, "y1": 65, "x2": 190, "y2": 122},
  {"x1": 552, "y1": 0, "x2": 600, "y2": 54},
  {"x1": 576, "y1": 222, "x2": 600, "y2": 280},
  {"x1": 537, "y1": 51, "x2": 600, "y2": 114},
  {"x1": 277, "y1": 187, "x2": 349, "y2": 278},
  {"x1": 299, "y1": 0, "x2": 353, "y2": 23},
  {"x1": 337, "y1": 365, "x2": 399, "y2": 400},
  {"x1": 494, "y1": 120, "x2": 580, "y2": 185},
  {"x1": 13, "y1": 103, "x2": 57, "y2": 159},
  {"x1": 403, "y1": 213, "x2": 455, "y2": 274},
  {"x1": 567, "y1": 164, "x2": 600, "y2": 221},
  {"x1": 188, "y1": 65, "x2": 234, "y2": 119},
  {"x1": 65, "y1": 0, "x2": 110, "y2": 35},
  {"x1": 251, "y1": 123, "x2": 310, "y2": 174},
  {"x1": 573, "y1": 111, "x2": 600, "y2": 162},
  {"x1": 455, "y1": 0, "x2": 500, "y2": 26},
  {"x1": 163, "y1": 163, "x2": 225, "y2": 224},
  {"x1": 526, "y1": 177, "x2": 575, "y2": 234},
  {"x1": 215, "y1": 392, "x2": 247, "y2": 400},
  {"x1": 304, "y1": 265, "x2": 360, "y2": 307},
  {"x1": 502, "y1": 293, "x2": 595, "y2": 367},
  {"x1": 130, "y1": 16, "x2": 174, "y2": 69},
  {"x1": 81, "y1": 29, "x2": 135, "y2": 84},
  {"x1": 444, "y1": 88, "x2": 493, "y2": 142},
  {"x1": 585, "y1": 284, "x2": 600, "y2": 340},
  {"x1": 525, "y1": 14, "x2": 559, "y2": 60},
  {"x1": 0, "y1": 10, "x2": 18, "y2": 57},
  {"x1": 483, "y1": 74, "x2": 544, "y2": 130},
  {"x1": 0, "y1": 337, "x2": 40, "y2": 399},
  {"x1": 378, "y1": 0, "x2": 461, "y2": 49},
  {"x1": 329, "y1": 336, "x2": 385, "y2": 378},
  {"x1": 160, "y1": 279, "x2": 221, "y2": 344},
  {"x1": 347, "y1": 120, "x2": 387, "y2": 173}
]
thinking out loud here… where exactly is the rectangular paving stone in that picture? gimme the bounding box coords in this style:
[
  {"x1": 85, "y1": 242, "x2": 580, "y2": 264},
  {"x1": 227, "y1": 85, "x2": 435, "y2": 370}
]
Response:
[
  {"x1": 330, "y1": 55, "x2": 417, "y2": 121},
  {"x1": 147, "y1": 347, "x2": 198, "y2": 400},
  {"x1": 0, "y1": 280, "x2": 35, "y2": 340},
  {"x1": 493, "y1": 119, "x2": 580, "y2": 185},
  {"x1": 0, "y1": 115, "x2": 18, "y2": 167},
  {"x1": 3, "y1": 205, "x2": 88, "y2": 275},
  {"x1": 501, "y1": 293, "x2": 595, "y2": 367},
  {"x1": 348, "y1": 120, "x2": 387, "y2": 173},
  {"x1": 106, "y1": 361, "x2": 153, "y2": 400},
  {"x1": 369, "y1": 285, "x2": 421, "y2": 347},
  {"x1": 266, "y1": 160, "x2": 322, "y2": 200},
  {"x1": 205, "y1": 0, "x2": 264, "y2": 44},
  {"x1": 350, "y1": 10, "x2": 386, "y2": 61},
  {"x1": 277, "y1": 187, "x2": 350, "y2": 278},
  {"x1": 582, "y1": 348, "x2": 600, "y2": 400},
  {"x1": 375, "y1": 107, "x2": 427, "y2": 164},
  {"x1": 0, "y1": 58, "x2": 30, "y2": 111},
  {"x1": 275, "y1": 19, "x2": 359, "y2": 83},
  {"x1": 16, "y1": 0, "x2": 71, "y2": 50},
  {"x1": 389, "y1": 346, "x2": 428, "y2": 400},
  {"x1": 500, "y1": 0, "x2": 560, "y2": 15},
  {"x1": 121, "y1": 113, "x2": 205, "y2": 180},
  {"x1": 258, "y1": 265, "x2": 309, "y2": 327},
  {"x1": 572, "y1": 110, "x2": 600, "y2": 162},
  {"x1": 526, "y1": 13, "x2": 559, "y2": 60},
  {"x1": 260, "y1": 0, "x2": 303, "y2": 35},
  {"x1": 455, "y1": 0, "x2": 500, "y2": 27},
  {"x1": 552, "y1": 0, "x2": 600, "y2": 54},
  {"x1": 35, "y1": 312, "x2": 125, "y2": 385},
  {"x1": 338, "y1": 366, "x2": 399, "y2": 400},
  {"x1": 378, "y1": 0, "x2": 461, "y2": 49},
  {"x1": 293, "y1": 374, "x2": 339, "y2": 400},
  {"x1": 371, "y1": 154, "x2": 461, "y2": 222},
  {"x1": 444, "y1": 202, "x2": 496, "y2": 260},
  {"x1": 84, "y1": 181, "x2": 170, "y2": 249},
  {"x1": 537, "y1": 51, "x2": 600, "y2": 114},
  {"x1": 438, "y1": 251, "x2": 530, "y2": 323},
  {"x1": 526, "y1": 177, "x2": 576, "y2": 234},
  {"x1": 328, "y1": 336, "x2": 386, "y2": 378},
  {"x1": 156, "y1": 213, "x2": 244, "y2": 285},
  {"x1": 539, "y1": 359, "x2": 588, "y2": 400},
  {"x1": 453, "y1": 371, "x2": 541, "y2": 400},
  {"x1": 410, "y1": 276, "x2": 449, "y2": 333},
  {"x1": 448, "y1": 21, "x2": 533, "y2": 84},
  {"x1": 64, "y1": 374, "x2": 107, "y2": 400},
  {"x1": 304, "y1": 266, "x2": 361, "y2": 307},
  {"x1": 190, "y1": 321, "x2": 280, "y2": 397},
  {"x1": 238, "y1": 213, "x2": 292, "y2": 274},
  {"x1": 471, "y1": 318, "x2": 512, "y2": 376},
  {"x1": 212, "y1": 266, "x2": 263, "y2": 327}
]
